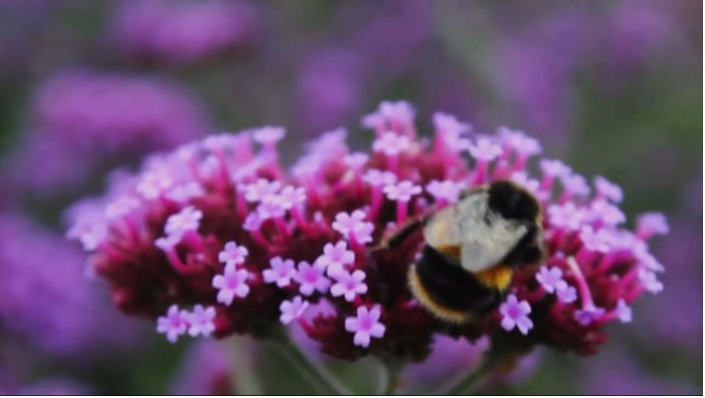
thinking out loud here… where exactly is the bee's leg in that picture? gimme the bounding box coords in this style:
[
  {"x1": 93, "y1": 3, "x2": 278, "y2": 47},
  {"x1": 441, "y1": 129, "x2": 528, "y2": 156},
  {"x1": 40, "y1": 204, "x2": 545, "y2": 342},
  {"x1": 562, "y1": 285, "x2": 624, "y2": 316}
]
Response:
[{"x1": 370, "y1": 216, "x2": 427, "y2": 252}]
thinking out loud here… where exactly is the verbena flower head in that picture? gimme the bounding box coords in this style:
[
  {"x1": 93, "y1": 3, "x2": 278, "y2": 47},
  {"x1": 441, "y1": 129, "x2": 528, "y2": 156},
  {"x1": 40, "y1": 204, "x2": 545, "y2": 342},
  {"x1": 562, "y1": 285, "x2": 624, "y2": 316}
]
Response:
[
  {"x1": 66, "y1": 101, "x2": 666, "y2": 362},
  {"x1": 109, "y1": 0, "x2": 259, "y2": 65}
]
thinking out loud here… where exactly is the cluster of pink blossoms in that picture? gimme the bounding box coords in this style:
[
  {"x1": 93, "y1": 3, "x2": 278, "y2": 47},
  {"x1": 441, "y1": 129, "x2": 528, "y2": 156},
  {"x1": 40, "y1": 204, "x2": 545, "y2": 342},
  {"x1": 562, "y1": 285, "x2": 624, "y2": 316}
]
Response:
[{"x1": 66, "y1": 101, "x2": 667, "y2": 361}]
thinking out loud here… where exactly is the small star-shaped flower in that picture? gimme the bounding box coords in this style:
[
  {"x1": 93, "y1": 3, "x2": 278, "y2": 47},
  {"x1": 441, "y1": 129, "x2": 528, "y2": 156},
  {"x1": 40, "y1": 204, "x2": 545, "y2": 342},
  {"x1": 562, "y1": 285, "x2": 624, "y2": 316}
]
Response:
[
  {"x1": 164, "y1": 206, "x2": 203, "y2": 238},
  {"x1": 185, "y1": 305, "x2": 217, "y2": 337},
  {"x1": 318, "y1": 241, "x2": 355, "y2": 276},
  {"x1": 218, "y1": 241, "x2": 249, "y2": 267},
  {"x1": 594, "y1": 176, "x2": 623, "y2": 203},
  {"x1": 535, "y1": 266, "x2": 564, "y2": 293},
  {"x1": 555, "y1": 281, "x2": 578, "y2": 304},
  {"x1": 638, "y1": 269, "x2": 664, "y2": 294},
  {"x1": 243, "y1": 212, "x2": 263, "y2": 231},
  {"x1": 425, "y1": 180, "x2": 464, "y2": 203},
  {"x1": 540, "y1": 159, "x2": 572, "y2": 179},
  {"x1": 344, "y1": 305, "x2": 386, "y2": 348},
  {"x1": 212, "y1": 264, "x2": 251, "y2": 306},
  {"x1": 579, "y1": 225, "x2": 612, "y2": 253},
  {"x1": 157, "y1": 304, "x2": 188, "y2": 343},
  {"x1": 330, "y1": 270, "x2": 368, "y2": 302},
  {"x1": 331, "y1": 211, "x2": 375, "y2": 244},
  {"x1": 242, "y1": 179, "x2": 282, "y2": 203},
  {"x1": 362, "y1": 169, "x2": 397, "y2": 187},
  {"x1": 263, "y1": 257, "x2": 297, "y2": 288},
  {"x1": 373, "y1": 132, "x2": 411, "y2": 156},
  {"x1": 497, "y1": 127, "x2": 541, "y2": 156},
  {"x1": 278, "y1": 186, "x2": 306, "y2": 210},
  {"x1": 468, "y1": 137, "x2": 502, "y2": 161},
  {"x1": 294, "y1": 261, "x2": 331, "y2": 296},
  {"x1": 574, "y1": 305, "x2": 606, "y2": 326},
  {"x1": 561, "y1": 173, "x2": 591, "y2": 197},
  {"x1": 252, "y1": 126, "x2": 286, "y2": 145},
  {"x1": 636, "y1": 212, "x2": 669, "y2": 238},
  {"x1": 548, "y1": 202, "x2": 587, "y2": 231},
  {"x1": 615, "y1": 299, "x2": 632, "y2": 323},
  {"x1": 384, "y1": 181, "x2": 422, "y2": 202},
  {"x1": 499, "y1": 294, "x2": 534, "y2": 335},
  {"x1": 279, "y1": 296, "x2": 309, "y2": 325}
]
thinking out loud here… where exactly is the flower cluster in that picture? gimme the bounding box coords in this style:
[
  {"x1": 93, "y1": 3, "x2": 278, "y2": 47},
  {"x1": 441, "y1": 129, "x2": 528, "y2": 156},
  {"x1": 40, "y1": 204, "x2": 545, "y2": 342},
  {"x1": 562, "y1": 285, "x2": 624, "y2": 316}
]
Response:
[
  {"x1": 1, "y1": 70, "x2": 209, "y2": 195},
  {"x1": 67, "y1": 101, "x2": 666, "y2": 362},
  {"x1": 109, "y1": 0, "x2": 259, "y2": 65}
]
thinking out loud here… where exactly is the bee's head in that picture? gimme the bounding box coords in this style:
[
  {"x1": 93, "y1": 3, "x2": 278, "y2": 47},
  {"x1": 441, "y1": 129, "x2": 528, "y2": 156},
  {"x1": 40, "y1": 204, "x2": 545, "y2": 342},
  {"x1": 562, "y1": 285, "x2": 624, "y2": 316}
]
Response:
[{"x1": 487, "y1": 180, "x2": 541, "y2": 222}]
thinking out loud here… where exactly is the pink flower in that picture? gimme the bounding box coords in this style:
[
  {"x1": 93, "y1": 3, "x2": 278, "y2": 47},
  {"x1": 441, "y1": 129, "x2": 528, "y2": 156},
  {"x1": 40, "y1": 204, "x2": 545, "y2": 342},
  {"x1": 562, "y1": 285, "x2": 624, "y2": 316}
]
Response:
[
  {"x1": 157, "y1": 304, "x2": 188, "y2": 343},
  {"x1": 331, "y1": 211, "x2": 374, "y2": 244},
  {"x1": 318, "y1": 241, "x2": 355, "y2": 276},
  {"x1": 497, "y1": 127, "x2": 542, "y2": 156},
  {"x1": 330, "y1": 270, "x2": 368, "y2": 302},
  {"x1": 252, "y1": 126, "x2": 286, "y2": 146},
  {"x1": 540, "y1": 159, "x2": 572, "y2": 179},
  {"x1": 362, "y1": 169, "x2": 397, "y2": 187},
  {"x1": 185, "y1": 305, "x2": 216, "y2": 338},
  {"x1": 344, "y1": 305, "x2": 386, "y2": 348},
  {"x1": 555, "y1": 281, "x2": 578, "y2": 304},
  {"x1": 384, "y1": 181, "x2": 421, "y2": 202},
  {"x1": 263, "y1": 257, "x2": 297, "y2": 288},
  {"x1": 218, "y1": 241, "x2": 249, "y2": 267},
  {"x1": 615, "y1": 299, "x2": 632, "y2": 323},
  {"x1": 500, "y1": 294, "x2": 534, "y2": 335},
  {"x1": 535, "y1": 266, "x2": 564, "y2": 293},
  {"x1": 594, "y1": 176, "x2": 624, "y2": 203},
  {"x1": 373, "y1": 132, "x2": 411, "y2": 156},
  {"x1": 242, "y1": 179, "x2": 282, "y2": 203},
  {"x1": 164, "y1": 206, "x2": 202, "y2": 238},
  {"x1": 636, "y1": 212, "x2": 669, "y2": 239},
  {"x1": 212, "y1": 264, "x2": 250, "y2": 305},
  {"x1": 574, "y1": 306, "x2": 606, "y2": 327},
  {"x1": 468, "y1": 137, "x2": 502, "y2": 161},
  {"x1": 279, "y1": 296, "x2": 309, "y2": 325},
  {"x1": 294, "y1": 261, "x2": 331, "y2": 296},
  {"x1": 425, "y1": 180, "x2": 464, "y2": 204}
]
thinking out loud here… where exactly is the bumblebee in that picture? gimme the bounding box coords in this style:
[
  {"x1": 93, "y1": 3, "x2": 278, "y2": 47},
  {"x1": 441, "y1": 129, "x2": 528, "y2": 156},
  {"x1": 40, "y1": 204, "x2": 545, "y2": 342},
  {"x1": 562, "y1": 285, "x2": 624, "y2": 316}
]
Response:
[{"x1": 382, "y1": 180, "x2": 545, "y2": 323}]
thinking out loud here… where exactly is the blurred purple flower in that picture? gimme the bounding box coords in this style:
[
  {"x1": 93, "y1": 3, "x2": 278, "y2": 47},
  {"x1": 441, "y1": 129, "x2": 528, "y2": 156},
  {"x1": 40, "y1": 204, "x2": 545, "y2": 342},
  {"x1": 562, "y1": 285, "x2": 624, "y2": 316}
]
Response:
[
  {"x1": 1, "y1": 70, "x2": 210, "y2": 196},
  {"x1": 109, "y1": 0, "x2": 259, "y2": 65},
  {"x1": 296, "y1": 49, "x2": 364, "y2": 134},
  {"x1": 0, "y1": 213, "x2": 143, "y2": 357}
]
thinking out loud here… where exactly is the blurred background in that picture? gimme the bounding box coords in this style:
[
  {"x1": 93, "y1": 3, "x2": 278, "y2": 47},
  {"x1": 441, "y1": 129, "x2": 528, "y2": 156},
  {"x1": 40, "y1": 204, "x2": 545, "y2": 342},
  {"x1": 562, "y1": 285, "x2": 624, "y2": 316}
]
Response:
[{"x1": 0, "y1": 0, "x2": 701, "y2": 394}]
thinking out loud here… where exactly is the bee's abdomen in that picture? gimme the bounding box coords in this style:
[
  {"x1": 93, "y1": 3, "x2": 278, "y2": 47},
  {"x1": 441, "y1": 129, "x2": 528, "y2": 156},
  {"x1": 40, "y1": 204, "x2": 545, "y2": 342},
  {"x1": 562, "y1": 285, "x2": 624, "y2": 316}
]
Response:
[{"x1": 409, "y1": 245, "x2": 502, "y2": 322}]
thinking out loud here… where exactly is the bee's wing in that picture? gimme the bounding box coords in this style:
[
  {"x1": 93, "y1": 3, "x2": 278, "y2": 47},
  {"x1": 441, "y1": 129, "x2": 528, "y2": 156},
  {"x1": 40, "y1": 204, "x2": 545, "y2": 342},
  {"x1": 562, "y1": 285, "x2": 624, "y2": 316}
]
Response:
[{"x1": 459, "y1": 215, "x2": 527, "y2": 272}]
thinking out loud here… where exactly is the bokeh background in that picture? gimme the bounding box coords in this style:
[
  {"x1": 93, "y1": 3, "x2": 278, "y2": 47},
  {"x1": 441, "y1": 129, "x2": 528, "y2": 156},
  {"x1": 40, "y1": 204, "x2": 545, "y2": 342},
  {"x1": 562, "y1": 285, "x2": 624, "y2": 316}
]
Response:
[{"x1": 0, "y1": 0, "x2": 701, "y2": 395}]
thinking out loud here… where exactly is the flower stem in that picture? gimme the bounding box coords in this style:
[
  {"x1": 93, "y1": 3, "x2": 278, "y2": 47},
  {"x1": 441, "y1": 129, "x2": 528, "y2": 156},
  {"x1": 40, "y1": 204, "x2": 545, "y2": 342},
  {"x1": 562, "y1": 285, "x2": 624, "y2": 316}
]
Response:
[
  {"x1": 439, "y1": 350, "x2": 501, "y2": 395},
  {"x1": 381, "y1": 359, "x2": 405, "y2": 395},
  {"x1": 268, "y1": 328, "x2": 351, "y2": 395}
]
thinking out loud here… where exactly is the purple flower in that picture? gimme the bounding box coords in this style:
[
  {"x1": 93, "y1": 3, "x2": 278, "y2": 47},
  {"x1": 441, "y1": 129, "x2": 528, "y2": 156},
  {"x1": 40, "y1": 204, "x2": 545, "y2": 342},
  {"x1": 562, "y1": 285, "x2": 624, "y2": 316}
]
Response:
[
  {"x1": 109, "y1": 0, "x2": 258, "y2": 65},
  {"x1": 318, "y1": 241, "x2": 356, "y2": 276},
  {"x1": 263, "y1": 257, "x2": 297, "y2": 288},
  {"x1": 165, "y1": 206, "x2": 203, "y2": 239},
  {"x1": 373, "y1": 132, "x2": 411, "y2": 156},
  {"x1": 425, "y1": 180, "x2": 464, "y2": 204},
  {"x1": 218, "y1": 241, "x2": 249, "y2": 267},
  {"x1": 330, "y1": 270, "x2": 368, "y2": 302},
  {"x1": 212, "y1": 264, "x2": 251, "y2": 305},
  {"x1": 535, "y1": 266, "x2": 564, "y2": 293},
  {"x1": 331, "y1": 210, "x2": 374, "y2": 245},
  {"x1": 242, "y1": 179, "x2": 282, "y2": 203},
  {"x1": 252, "y1": 126, "x2": 285, "y2": 146},
  {"x1": 344, "y1": 305, "x2": 386, "y2": 348},
  {"x1": 294, "y1": 261, "x2": 331, "y2": 296},
  {"x1": 468, "y1": 138, "x2": 502, "y2": 161},
  {"x1": 636, "y1": 212, "x2": 670, "y2": 239},
  {"x1": 499, "y1": 294, "x2": 534, "y2": 335},
  {"x1": 185, "y1": 305, "x2": 216, "y2": 337},
  {"x1": 594, "y1": 176, "x2": 623, "y2": 203},
  {"x1": 498, "y1": 127, "x2": 542, "y2": 156},
  {"x1": 280, "y1": 296, "x2": 310, "y2": 325},
  {"x1": 362, "y1": 169, "x2": 397, "y2": 187},
  {"x1": 540, "y1": 159, "x2": 571, "y2": 179},
  {"x1": 384, "y1": 180, "x2": 421, "y2": 202},
  {"x1": 157, "y1": 304, "x2": 188, "y2": 343},
  {"x1": 574, "y1": 305, "x2": 607, "y2": 326},
  {"x1": 615, "y1": 299, "x2": 632, "y2": 323},
  {"x1": 555, "y1": 281, "x2": 578, "y2": 304}
]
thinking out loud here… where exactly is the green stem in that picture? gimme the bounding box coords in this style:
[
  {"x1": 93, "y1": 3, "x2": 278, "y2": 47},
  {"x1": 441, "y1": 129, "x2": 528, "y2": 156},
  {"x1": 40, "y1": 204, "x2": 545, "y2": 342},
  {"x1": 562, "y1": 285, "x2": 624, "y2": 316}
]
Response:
[
  {"x1": 440, "y1": 351, "x2": 501, "y2": 395},
  {"x1": 226, "y1": 336, "x2": 263, "y2": 395},
  {"x1": 380, "y1": 359, "x2": 405, "y2": 395},
  {"x1": 268, "y1": 328, "x2": 351, "y2": 395}
]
